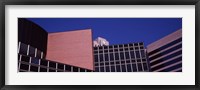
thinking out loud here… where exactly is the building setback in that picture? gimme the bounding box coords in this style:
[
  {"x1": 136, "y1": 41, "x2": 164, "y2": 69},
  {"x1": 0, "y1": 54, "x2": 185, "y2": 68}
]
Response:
[
  {"x1": 94, "y1": 42, "x2": 150, "y2": 72},
  {"x1": 147, "y1": 29, "x2": 182, "y2": 72}
]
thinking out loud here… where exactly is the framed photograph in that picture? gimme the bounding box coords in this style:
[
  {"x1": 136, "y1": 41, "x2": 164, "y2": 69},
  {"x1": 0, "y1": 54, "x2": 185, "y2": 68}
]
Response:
[{"x1": 0, "y1": 0, "x2": 199, "y2": 89}]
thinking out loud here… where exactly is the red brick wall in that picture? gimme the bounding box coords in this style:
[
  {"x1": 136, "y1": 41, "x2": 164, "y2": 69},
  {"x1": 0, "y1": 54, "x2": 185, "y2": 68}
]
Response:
[{"x1": 46, "y1": 29, "x2": 94, "y2": 70}]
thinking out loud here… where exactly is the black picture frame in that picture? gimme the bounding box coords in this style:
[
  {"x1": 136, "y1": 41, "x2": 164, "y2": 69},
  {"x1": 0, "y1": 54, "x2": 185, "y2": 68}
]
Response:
[{"x1": 0, "y1": 0, "x2": 199, "y2": 90}]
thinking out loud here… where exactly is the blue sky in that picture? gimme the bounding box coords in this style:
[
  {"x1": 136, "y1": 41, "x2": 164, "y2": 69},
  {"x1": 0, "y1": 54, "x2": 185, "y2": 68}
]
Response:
[{"x1": 27, "y1": 18, "x2": 182, "y2": 46}]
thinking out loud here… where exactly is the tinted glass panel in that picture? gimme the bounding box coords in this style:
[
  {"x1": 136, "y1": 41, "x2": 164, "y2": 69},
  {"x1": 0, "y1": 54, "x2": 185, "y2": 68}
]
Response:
[
  {"x1": 138, "y1": 63, "x2": 143, "y2": 71},
  {"x1": 29, "y1": 46, "x2": 35, "y2": 57},
  {"x1": 110, "y1": 53, "x2": 114, "y2": 61},
  {"x1": 21, "y1": 55, "x2": 30, "y2": 63},
  {"x1": 80, "y1": 68, "x2": 86, "y2": 72},
  {"x1": 95, "y1": 67, "x2": 99, "y2": 72},
  {"x1": 94, "y1": 55, "x2": 98, "y2": 62},
  {"x1": 120, "y1": 52, "x2": 124, "y2": 60},
  {"x1": 106, "y1": 66, "x2": 110, "y2": 72},
  {"x1": 73, "y1": 67, "x2": 78, "y2": 72},
  {"x1": 143, "y1": 63, "x2": 148, "y2": 71},
  {"x1": 65, "y1": 65, "x2": 71, "y2": 71},
  {"x1": 116, "y1": 65, "x2": 121, "y2": 72},
  {"x1": 37, "y1": 50, "x2": 42, "y2": 58},
  {"x1": 111, "y1": 66, "x2": 115, "y2": 72},
  {"x1": 40, "y1": 67, "x2": 47, "y2": 72},
  {"x1": 49, "y1": 61, "x2": 56, "y2": 68},
  {"x1": 30, "y1": 65, "x2": 38, "y2": 72},
  {"x1": 100, "y1": 67, "x2": 104, "y2": 72},
  {"x1": 99, "y1": 54, "x2": 103, "y2": 62},
  {"x1": 49, "y1": 69, "x2": 56, "y2": 72},
  {"x1": 141, "y1": 50, "x2": 146, "y2": 58},
  {"x1": 19, "y1": 43, "x2": 28, "y2": 55},
  {"x1": 20, "y1": 64, "x2": 29, "y2": 70},
  {"x1": 132, "y1": 64, "x2": 137, "y2": 72},
  {"x1": 130, "y1": 51, "x2": 135, "y2": 59},
  {"x1": 122, "y1": 65, "x2": 126, "y2": 72},
  {"x1": 57, "y1": 63, "x2": 64, "y2": 69},
  {"x1": 115, "y1": 53, "x2": 119, "y2": 60},
  {"x1": 125, "y1": 52, "x2": 130, "y2": 59},
  {"x1": 127, "y1": 64, "x2": 132, "y2": 72},
  {"x1": 136, "y1": 51, "x2": 140, "y2": 58},
  {"x1": 40, "y1": 60, "x2": 48, "y2": 66},
  {"x1": 31, "y1": 57, "x2": 40, "y2": 65},
  {"x1": 105, "y1": 54, "x2": 109, "y2": 61}
]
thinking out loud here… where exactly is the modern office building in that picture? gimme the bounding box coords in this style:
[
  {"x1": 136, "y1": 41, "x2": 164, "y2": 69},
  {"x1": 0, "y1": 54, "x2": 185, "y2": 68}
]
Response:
[
  {"x1": 94, "y1": 42, "x2": 150, "y2": 72},
  {"x1": 147, "y1": 29, "x2": 182, "y2": 72},
  {"x1": 18, "y1": 18, "x2": 93, "y2": 72}
]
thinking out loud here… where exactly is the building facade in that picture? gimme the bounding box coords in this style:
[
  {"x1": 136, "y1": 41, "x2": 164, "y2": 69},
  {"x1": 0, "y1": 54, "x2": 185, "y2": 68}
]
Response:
[
  {"x1": 94, "y1": 42, "x2": 150, "y2": 72},
  {"x1": 18, "y1": 18, "x2": 93, "y2": 72},
  {"x1": 147, "y1": 29, "x2": 182, "y2": 72}
]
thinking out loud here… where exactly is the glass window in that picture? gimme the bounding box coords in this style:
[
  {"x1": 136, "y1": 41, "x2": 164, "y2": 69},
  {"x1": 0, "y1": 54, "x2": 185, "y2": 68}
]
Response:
[
  {"x1": 99, "y1": 54, "x2": 103, "y2": 62},
  {"x1": 137, "y1": 63, "x2": 143, "y2": 71},
  {"x1": 40, "y1": 60, "x2": 48, "y2": 66},
  {"x1": 135, "y1": 47, "x2": 139, "y2": 50},
  {"x1": 31, "y1": 57, "x2": 40, "y2": 65},
  {"x1": 105, "y1": 54, "x2": 109, "y2": 61},
  {"x1": 105, "y1": 62, "x2": 109, "y2": 65},
  {"x1": 94, "y1": 55, "x2": 98, "y2": 62},
  {"x1": 65, "y1": 65, "x2": 71, "y2": 71},
  {"x1": 36, "y1": 49, "x2": 42, "y2": 58},
  {"x1": 127, "y1": 64, "x2": 132, "y2": 72},
  {"x1": 141, "y1": 50, "x2": 145, "y2": 58},
  {"x1": 111, "y1": 66, "x2": 115, "y2": 72},
  {"x1": 125, "y1": 52, "x2": 130, "y2": 59},
  {"x1": 106, "y1": 66, "x2": 110, "y2": 72},
  {"x1": 80, "y1": 68, "x2": 85, "y2": 72},
  {"x1": 143, "y1": 63, "x2": 148, "y2": 71},
  {"x1": 30, "y1": 65, "x2": 38, "y2": 72},
  {"x1": 110, "y1": 53, "x2": 114, "y2": 61},
  {"x1": 20, "y1": 63, "x2": 29, "y2": 70},
  {"x1": 21, "y1": 55, "x2": 30, "y2": 63},
  {"x1": 18, "y1": 55, "x2": 21, "y2": 61},
  {"x1": 49, "y1": 61, "x2": 56, "y2": 68},
  {"x1": 40, "y1": 67, "x2": 47, "y2": 72},
  {"x1": 73, "y1": 67, "x2": 78, "y2": 72},
  {"x1": 130, "y1": 51, "x2": 135, "y2": 59},
  {"x1": 29, "y1": 46, "x2": 35, "y2": 57},
  {"x1": 120, "y1": 52, "x2": 124, "y2": 60},
  {"x1": 57, "y1": 63, "x2": 64, "y2": 70},
  {"x1": 95, "y1": 63, "x2": 99, "y2": 66},
  {"x1": 95, "y1": 67, "x2": 99, "y2": 72},
  {"x1": 19, "y1": 43, "x2": 28, "y2": 55},
  {"x1": 136, "y1": 51, "x2": 140, "y2": 58},
  {"x1": 115, "y1": 53, "x2": 119, "y2": 60},
  {"x1": 119, "y1": 45, "x2": 123, "y2": 48},
  {"x1": 132, "y1": 64, "x2": 137, "y2": 72},
  {"x1": 104, "y1": 46, "x2": 108, "y2": 49},
  {"x1": 121, "y1": 61, "x2": 125, "y2": 64},
  {"x1": 116, "y1": 65, "x2": 121, "y2": 72},
  {"x1": 100, "y1": 67, "x2": 104, "y2": 72},
  {"x1": 122, "y1": 65, "x2": 126, "y2": 72},
  {"x1": 49, "y1": 69, "x2": 56, "y2": 72}
]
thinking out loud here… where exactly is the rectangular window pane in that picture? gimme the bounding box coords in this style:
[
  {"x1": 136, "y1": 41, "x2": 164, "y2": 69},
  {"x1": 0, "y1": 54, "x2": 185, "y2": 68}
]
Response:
[
  {"x1": 99, "y1": 54, "x2": 103, "y2": 62},
  {"x1": 49, "y1": 61, "x2": 56, "y2": 68},
  {"x1": 57, "y1": 63, "x2": 64, "y2": 70},
  {"x1": 116, "y1": 65, "x2": 121, "y2": 72},
  {"x1": 105, "y1": 54, "x2": 109, "y2": 61},
  {"x1": 73, "y1": 67, "x2": 78, "y2": 72},
  {"x1": 100, "y1": 67, "x2": 104, "y2": 72},
  {"x1": 127, "y1": 64, "x2": 132, "y2": 72},
  {"x1": 138, "y1": 63, "x2": 143, "y2": 71},
  {"x1": 136, "y1": 51, "x2": 140, "y2": 58},
  {"x1": 20, "y1": 63, "x2": 29, "y2": 70},
  {"x1": 49, "y1": 69, "x2": 56, "y2": 72},
  {"x1": 141, "y1": 50, "x2": 146, "y2": 58},
  {"x1": 29, "y1": 46, "x2": 35, "y2": 57},
  {"x1": 40, "y1": 67, "x2": 47, "y2": 72},
  {"x1": 65, "y1": 65, "x2": 71, "y2": 71},
  {"x1": 115, "y1": 53, "x2": 119, "y2": 60},
  {"x1": 143, "y1": 63, "x2": 148, "y2": 71},
  {"x1": 80, "y1": 68, "x2": 85, "y2": 72},
  {"x1": 130, "y1": 51, "x2": 135, "y2": 59},
  {"x1": 30, "y1": 65, "x2": 38, "y2": 72},
  {"x1": 31, "y1": 57, "x2": 40, "y2": 65},
  {"x1": 21, "y1": 55, "x2": 30, "y2": 63},
  {"x1": 120, "y1": 52, "x2": 124, "y2": 60},
  {"x1": 132, "y1": 64, "x2": 137, "y2": 72},
  {"x1": 37, "y1": 50, "x2": 42, "y2": 58},
  {"x1": 19, "y1": 43, "x2": 28, "y2": 55},
  {"x1": 122, "y1": 65, "x2": 126, "y2": 72},
  {"x1": 111, "y1": 66, "x2": 115, "y2": 72},
  {"x1": 95, "y1": 67, "x2": 99, "y2": 72},
  {"x1": 40, "y1": 60, "x2": 48, "y2": 66},
  {"x1": 94, "y1": 55, "x2": 98, "y2": 62},
  {"x1": 110, "y1": 53, "x2": 114, "y2": 61},
  {"x1": 125, "y1": 52, "x2": 130, "y2": 59},
  {"x1": 106, "y1": 66, "x2": 110, "y2": 72}
]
